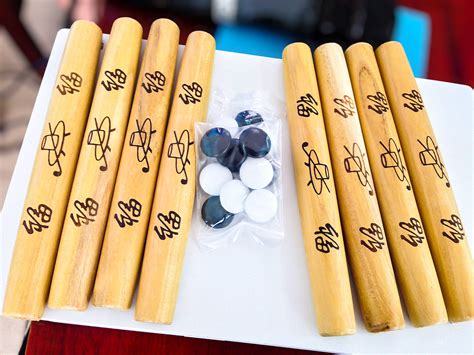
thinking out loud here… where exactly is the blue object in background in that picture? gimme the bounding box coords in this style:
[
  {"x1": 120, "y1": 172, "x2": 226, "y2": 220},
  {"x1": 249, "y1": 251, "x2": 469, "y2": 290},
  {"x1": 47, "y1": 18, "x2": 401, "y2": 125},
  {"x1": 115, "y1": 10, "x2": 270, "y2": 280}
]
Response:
[
  {"x1": 392, "y1": 6, "x2": 431, "y2": 78},
  {"x1": 215, "y1": 6, "x2": 431, "y2": 77},
  {"x1": 215, "y1": 24, "x2": 298, "y2": 58}
]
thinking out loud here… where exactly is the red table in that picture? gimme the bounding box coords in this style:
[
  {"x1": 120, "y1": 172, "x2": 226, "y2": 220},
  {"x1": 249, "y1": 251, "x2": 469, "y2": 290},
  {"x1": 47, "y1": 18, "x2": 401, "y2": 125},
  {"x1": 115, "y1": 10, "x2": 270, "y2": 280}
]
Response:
[{"x1": 26, "y1": 321, "x2": 324, "y2": 354}]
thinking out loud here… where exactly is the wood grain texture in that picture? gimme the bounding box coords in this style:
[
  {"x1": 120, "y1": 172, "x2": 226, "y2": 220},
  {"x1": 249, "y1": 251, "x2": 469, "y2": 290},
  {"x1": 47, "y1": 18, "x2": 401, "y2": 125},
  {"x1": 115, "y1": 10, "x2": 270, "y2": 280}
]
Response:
[
  {"x1": 345, "y1": 42, "x2": 448, "y2": 327},
  {"x1": 48, "y1": 17, "x2": 143, "y2": 310},
  {"x1": 314, "y1": 43, "x2": 404, "y2": 332},
  {"x1": 92, "y1": 19, "x2": 180, "y2": 310},
  {"x1": 282, "y1": 43, "x2": 355, "y2": 336},
  {"x1": 376, "y1": 41, "x2": 473, "y2": 322},
  {"x1": 3, "y1": 20, "x2": 102, "y2": 320},
  {"x1": 135, "y1": 30, "x2": 215, "y2": 324}
]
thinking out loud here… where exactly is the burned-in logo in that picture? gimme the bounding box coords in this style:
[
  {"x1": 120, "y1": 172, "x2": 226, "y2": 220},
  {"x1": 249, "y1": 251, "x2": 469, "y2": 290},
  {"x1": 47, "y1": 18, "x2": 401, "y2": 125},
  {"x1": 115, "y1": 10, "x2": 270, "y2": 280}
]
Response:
[
  {"x1": 167, "y1": 130, "x2": 194, "y2": 184},
  {"x1": 154, "y1": 211, "x2": 181, "y2": 240},
  {"x1": 129, "y1": 118, "x2": 156, "y2": 173},
  {"x1": 22, "y1": 204, "x2": 53, "y2": 235},
  {"x1": 87, "y1": 116, "x2": 115, "y2": 171},
  {"x1": 302, "y1": 142, "x2": 330, "y2": 195},
  {"x1": 70, "y1": 197, "x2": 99, "y2": 227},
  {"x1": 114, "y1": 198, "x2": 142, "y2": 228},
  {"x1": 367, "y1": 91, "x2": 389, "y2": 115},
  {"x1": 314, "y1": 223, "x2": 339, "y2": 254},
  {"x1": 141, "y1": 71, "x2": 166, "y2": 93},
  {"x1": 56, "y1": 72, "x2": 82, "y2": 95},
  {"x1": 178, "y1": 82, "x2": 202, "y2": 105},
  {"x1": 343, "y1": 142, "x2": 374, "y2": 195},
  {"x1": 359, "y1": 222, "x2": 385, "y2": 252},
  {"x1": 440, "y1": 214, "x2": 464, "y2": 243},
  {"x1": 379, "y1": 138, "x2": 411, "y2": 190},
  {"x1": 402, "y1": 90, "x2": 424, "y2": 112},
  {"x1": 333, "y1": 95, "x2": 355, "y2": 118},
  {"x1": 101, "y1": 68, "x2": 127, "y2": 91},
  {"x1": 296, "y1": 93, "x2": 319, "y2": 117},
  {"x1": 41, "y1": 121, "x2": 71, "y2": 177},
  {"x1": 418, "y1": 136, "x2": 450, "y2": 188},
  {"x1": 399, "y1": 217, "x2": 424, "y2": 247}
]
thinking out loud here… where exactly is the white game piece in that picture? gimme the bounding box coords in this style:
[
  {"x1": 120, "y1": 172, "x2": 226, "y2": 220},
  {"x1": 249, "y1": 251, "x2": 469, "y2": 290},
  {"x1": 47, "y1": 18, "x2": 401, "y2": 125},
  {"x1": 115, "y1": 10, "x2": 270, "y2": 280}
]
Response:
[
  {"x1": 239, "y1": 157, "x2": 273, "y2": 189},
  {"x1": 199, "y1": 163, "x2": 233, "y2": 195},
  {"x1": 244, "y1": 189, "x2": 277, "y2": 223},
  {"x1": 220, "y1": 179, "x2": 250, "y2": 214}
]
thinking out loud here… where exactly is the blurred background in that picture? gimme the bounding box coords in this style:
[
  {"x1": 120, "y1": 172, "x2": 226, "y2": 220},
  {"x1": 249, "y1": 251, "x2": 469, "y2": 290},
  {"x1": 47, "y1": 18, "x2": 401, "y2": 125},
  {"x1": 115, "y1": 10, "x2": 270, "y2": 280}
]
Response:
[{"x1": 0, "y1": 0, "x2": 472, "y2": 353}]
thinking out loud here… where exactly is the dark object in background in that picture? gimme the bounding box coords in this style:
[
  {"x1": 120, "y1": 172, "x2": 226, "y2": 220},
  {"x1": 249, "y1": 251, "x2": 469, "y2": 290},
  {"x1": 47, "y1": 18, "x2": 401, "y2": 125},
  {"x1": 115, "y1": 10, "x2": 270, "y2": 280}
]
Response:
[
  {"x1": 1, "y1": 0, "x2": 47, "y2": 75},
  {"x1": 149, "y1": 0, "x2": 395, "y2": 49},
  {"x1": 233, "y1": 0, "x2": 395, "y2": 48},
  {"x1": 83, "y1": 0, "x2": 474, "y2": 85}
]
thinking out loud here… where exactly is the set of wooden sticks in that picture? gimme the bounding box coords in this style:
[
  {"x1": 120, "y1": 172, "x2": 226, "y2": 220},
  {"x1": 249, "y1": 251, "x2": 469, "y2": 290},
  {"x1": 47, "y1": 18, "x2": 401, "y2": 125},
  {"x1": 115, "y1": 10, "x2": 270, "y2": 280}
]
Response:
[
  {"x1": 3, "y1": 18, "x2": 214, "y2": 325},
  {"x1": 283, "y1": 43, "x2": 472, "y2": 334},
  {"x1": 2, "y1": 16, "x2": 472, "y2": 336}
]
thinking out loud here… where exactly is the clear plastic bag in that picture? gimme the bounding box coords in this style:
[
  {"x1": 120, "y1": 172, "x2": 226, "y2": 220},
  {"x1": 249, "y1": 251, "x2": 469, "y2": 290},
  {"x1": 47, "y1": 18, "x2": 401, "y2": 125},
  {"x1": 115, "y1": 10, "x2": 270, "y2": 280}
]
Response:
[{"x1": 194, "y1": 92, "x2": 284, "y2": 251}]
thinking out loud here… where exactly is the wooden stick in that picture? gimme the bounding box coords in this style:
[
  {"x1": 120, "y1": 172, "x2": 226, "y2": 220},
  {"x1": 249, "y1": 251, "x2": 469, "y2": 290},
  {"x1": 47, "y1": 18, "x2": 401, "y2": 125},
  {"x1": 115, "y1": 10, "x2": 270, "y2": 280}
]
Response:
[
  {"x1": 47, "y1": 17, "x2": 143, "y2": 310},
  {"x1": 2, "y1": 21, "x2": 102, "y2": 320},
  {"x1": 376, "y1": 41, "x2": 473, "y2": 322},
  {"x1": 282, "y1": 43, "x2": 355, "y2": 336},
  {"x1": 345, "y1": 42, "x2": 448, "y2": 327},
  {"x1": 314, "y1": 43, "x2": 404, "y2": 332},
  {"x1": 135, "y1": 31, "x2": 215, "y2": 324},
  {"x1": 92, "y1": 19, "x2": 180, "y2": 310}
]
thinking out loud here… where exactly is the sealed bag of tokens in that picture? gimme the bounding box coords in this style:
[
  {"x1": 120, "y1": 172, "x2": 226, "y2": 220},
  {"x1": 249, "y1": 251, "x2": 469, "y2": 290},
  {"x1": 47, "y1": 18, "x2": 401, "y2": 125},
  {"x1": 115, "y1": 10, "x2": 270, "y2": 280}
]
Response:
[{"x1": 195, "y1": 93, "x2": 284, "y2": 250}]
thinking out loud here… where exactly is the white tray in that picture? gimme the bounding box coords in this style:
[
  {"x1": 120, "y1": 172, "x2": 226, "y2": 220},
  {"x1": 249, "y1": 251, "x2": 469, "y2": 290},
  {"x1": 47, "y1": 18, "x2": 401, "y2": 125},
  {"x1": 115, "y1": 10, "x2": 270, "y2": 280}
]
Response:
[{"x1": 1, "y1": 29, "x2": 473, "y2": 353}]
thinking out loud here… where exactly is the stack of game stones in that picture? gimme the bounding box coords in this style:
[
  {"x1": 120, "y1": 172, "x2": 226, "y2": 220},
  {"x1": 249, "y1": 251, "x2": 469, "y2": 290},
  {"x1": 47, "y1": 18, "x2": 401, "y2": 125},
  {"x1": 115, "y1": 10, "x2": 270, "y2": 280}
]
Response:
[{"x1": 199, "y1": 111, "x2": 278, "y2": 228}]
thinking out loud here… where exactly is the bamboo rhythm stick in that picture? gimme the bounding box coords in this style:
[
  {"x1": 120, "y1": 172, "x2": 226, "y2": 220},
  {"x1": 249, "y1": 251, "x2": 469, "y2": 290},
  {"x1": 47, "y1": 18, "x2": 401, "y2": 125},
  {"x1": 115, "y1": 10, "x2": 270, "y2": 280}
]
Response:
[
  {"x1": 2, "y1": 21, "x2": 102, "y2": 320},
  {"x1": 282, "y1": 43, "x2": 355, "y2": 336},
  {"x1": 92, "y1": 19, "x2": 180, "y2": 310},
  {"x1": 48, "y1": 17, "x2": 143, "y2": 310},
  {"x1": 376, "y1": 41, "x2": 473, "y2": 322},
  {"x1": 345, "y1": 42, "x2": 448, "y2": 327},
  {"x1": 135, "y1": 31, "x2": 215, "y2": 324},
  {"x1": 314, "y1": 43, "x2": 404, "y2": 332}
]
